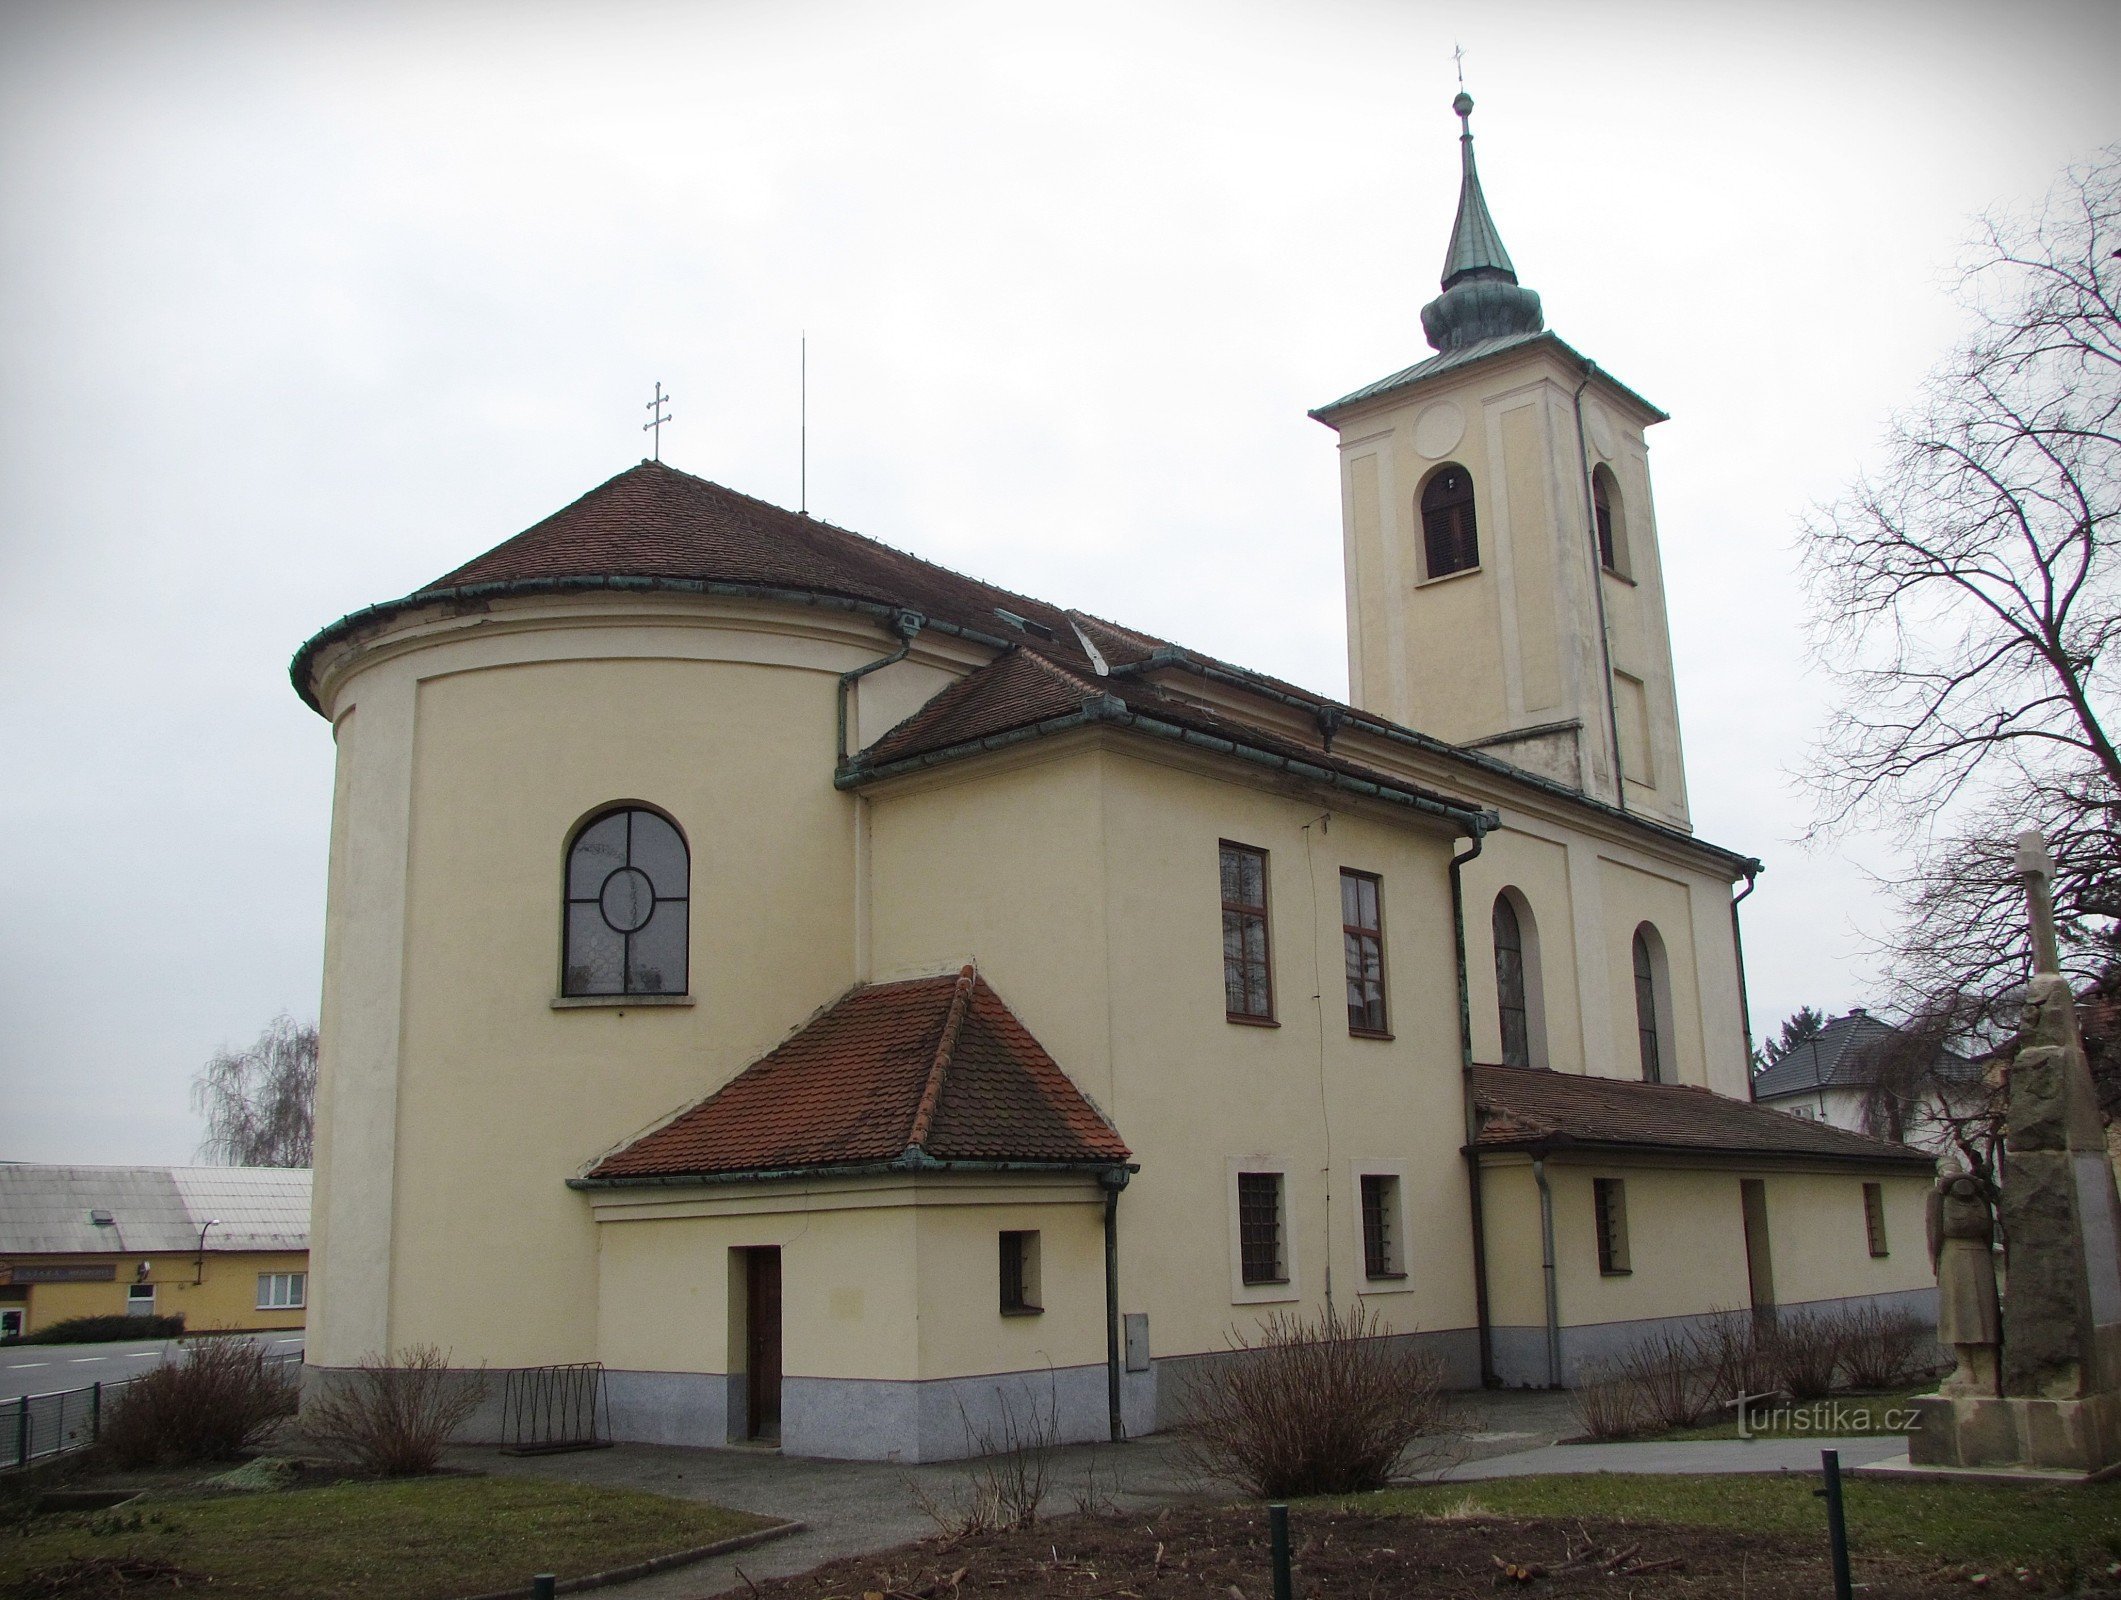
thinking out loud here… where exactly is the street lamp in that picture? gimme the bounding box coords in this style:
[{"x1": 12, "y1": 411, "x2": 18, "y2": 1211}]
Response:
[{"x1": 194, "y1": 1219, "x2": 220, "y2": 1286}]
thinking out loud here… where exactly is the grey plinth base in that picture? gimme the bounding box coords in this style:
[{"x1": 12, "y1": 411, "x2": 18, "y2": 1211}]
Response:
[
  {"x1": 1906, "y1": 1389, "x2": 2121, "y2": 1474},
  {"x1": 1851, "y1": 1451, "x2": 2111, "y2": 1486}
]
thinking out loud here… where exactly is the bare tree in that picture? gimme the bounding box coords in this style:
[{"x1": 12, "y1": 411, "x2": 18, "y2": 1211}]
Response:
[
  {"x1": 1801, "y1": 148, "x2": 2119, "y2": 1071},
  {"x1": 193, "y1": 1013, "x2": 318, "y2": 1168}
]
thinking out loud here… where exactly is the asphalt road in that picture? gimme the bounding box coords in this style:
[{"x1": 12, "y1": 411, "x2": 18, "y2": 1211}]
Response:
[{"x1": 0, "y1": 1332, "x2": 304, "y2": 1402}]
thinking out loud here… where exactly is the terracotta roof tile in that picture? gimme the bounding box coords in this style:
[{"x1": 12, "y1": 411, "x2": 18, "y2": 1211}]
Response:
[
  {"x1": 585, "y1": 967, "x2": 1129, "y2": 1182},
  {"x1": 1471, "y1": 1063, "x2": 1932, "y2": 1167}
]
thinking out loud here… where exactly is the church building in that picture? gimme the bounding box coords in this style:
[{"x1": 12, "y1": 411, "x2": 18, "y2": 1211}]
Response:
[{"x1": 293, "y1": 94, "x2": 1935, "y2": 1461}]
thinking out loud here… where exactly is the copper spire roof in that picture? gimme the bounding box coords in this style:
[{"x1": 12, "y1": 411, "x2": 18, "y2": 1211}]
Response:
[
  {"x1": 1419, "y1": 91, "x2": 1544, "y2": 355},
  {"x1": 578, "y1": 967, "x2": 1131, "y2": 1184}
]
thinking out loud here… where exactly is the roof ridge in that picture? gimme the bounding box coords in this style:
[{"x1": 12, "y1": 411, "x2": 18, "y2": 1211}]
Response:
[
  {"x1": 907, "y1": 964, "x2": 979, "y2": 1152},
  {"x1": 1019, "y1": 648, "x2": 1105, "y2": 699}
]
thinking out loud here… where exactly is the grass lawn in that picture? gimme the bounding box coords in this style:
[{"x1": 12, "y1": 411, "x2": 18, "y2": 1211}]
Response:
[
  {"x1": 0, "y1": 1475, "x2": 775, "y2": 1600},
  {"x1": 1612, "y1": 1386, "x2": 1932, "y2": 1442},
  {"x1": 1361, "y1": 1473, "x2": 2121, "y2": 1580}
]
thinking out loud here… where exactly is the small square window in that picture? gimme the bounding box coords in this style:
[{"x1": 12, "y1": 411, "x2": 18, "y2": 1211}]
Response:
[
  {"x1": 1593, "y1": 1178, "x2": 1631, "y2": 1275},
  {"x1": 125, "y1": 1284, "x2": 155, "y2": 1317},
  {"x1": 1237, "y1": 1172, "x2": 1286, "y2": 1285},
  {"x1": 999, "y1": 1232, "x2": 1041, "y2": 1315},
  {"x1": 1360, "y1": 1174, "x2": 1403, "y2": 1279},
  {"x1": 1862, "y1": 1183, "x2": 1889, "y2": 1257}
]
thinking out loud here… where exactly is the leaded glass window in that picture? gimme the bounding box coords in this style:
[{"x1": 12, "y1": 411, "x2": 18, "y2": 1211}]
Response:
[
  {"x1": 564, "y1": 808, "x2": 690, "y2": 996},
  {"x1": 1494, "y1": 895, "x2": 1530, "y2": 1067},
  {"x1": 1633, "y1": 928, "x2": 1662, "y2": 1083}
]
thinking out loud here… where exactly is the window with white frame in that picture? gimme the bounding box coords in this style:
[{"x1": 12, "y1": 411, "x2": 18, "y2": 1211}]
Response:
[
  {"x1": 1237, "y1": 1171, "x2": 1287, "y2": 1285},
  {"x1": 257, "y1": 1272, "x2": 306, "y2": 1310}
]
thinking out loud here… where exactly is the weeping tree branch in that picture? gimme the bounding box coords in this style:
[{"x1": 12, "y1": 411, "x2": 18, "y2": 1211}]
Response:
[{"x1": 192, "y1": 1014, "x2": 318, "y2": 1169}]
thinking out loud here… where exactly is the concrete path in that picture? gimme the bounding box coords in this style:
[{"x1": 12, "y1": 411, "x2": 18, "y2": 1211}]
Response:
[{"x1": 463, "y1": 1389, "x2": 1879, "y2": 1598}]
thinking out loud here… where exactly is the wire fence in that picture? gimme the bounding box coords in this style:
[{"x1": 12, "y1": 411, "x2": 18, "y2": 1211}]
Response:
[{"x1": 3, "y1": 1344, "x2": 303, "y2": 1472}]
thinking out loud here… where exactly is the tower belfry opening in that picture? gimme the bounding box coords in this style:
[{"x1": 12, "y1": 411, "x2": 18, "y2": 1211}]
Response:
[{"x1": 1310, "y1": 89, "x2": 1693, "y2": 829}]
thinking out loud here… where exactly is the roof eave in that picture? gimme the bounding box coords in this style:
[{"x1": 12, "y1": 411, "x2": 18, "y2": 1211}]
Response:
[
  {"x1": 569, "y1": 1154, "x2": 1139, "y2": 1191},
  {"x1": 1467, "y1": 1133, "x2": 1935, "y2": 1171},
  {"x1": 1309, "y1": 331, "x2": 1669, "y2": 427}
]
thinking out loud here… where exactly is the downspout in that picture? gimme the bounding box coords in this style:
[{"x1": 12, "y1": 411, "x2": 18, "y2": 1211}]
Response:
[
  {"x1": 1531, "y1": 1155, "x2": 1562, "y2": 1387},
  {"x1": 1732, "y1": 862, "x2": 1763, "y2": 1086},
  {"x1": 1100, "y1": 1167, "x2": 1130, "y2": 1442},
  {"x1": 836, "y1": 610, "x2": 925, "y2": 763},
  {"x1": 1571, "y1": 364, "x2": 1628, "y2": 812},
  {"x1": 1448, "y1": 822, "x2": 1499, "y2": 1388}
]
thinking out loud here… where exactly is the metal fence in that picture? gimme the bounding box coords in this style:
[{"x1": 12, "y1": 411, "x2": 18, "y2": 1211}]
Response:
[{"x1": 3, "y1": 1344, "x2": 303, "y2": 1472}]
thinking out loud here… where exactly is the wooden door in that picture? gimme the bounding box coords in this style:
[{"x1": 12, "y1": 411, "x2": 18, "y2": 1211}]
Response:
[
  {"x1": 745, "y1": 1247, "x2": 782, "y2": 1441},
  {"x1": 1740, "y1": 1179, "x2": 1776, "y2": 1317}
]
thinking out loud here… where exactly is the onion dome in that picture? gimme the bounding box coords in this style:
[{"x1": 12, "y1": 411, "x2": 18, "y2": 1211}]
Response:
[{"x1": 1418, "y1": 92, "x2": 1545, "y2": 354}]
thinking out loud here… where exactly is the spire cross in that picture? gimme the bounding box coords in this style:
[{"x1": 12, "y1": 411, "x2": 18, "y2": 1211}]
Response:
[
  {"x1": 643, "y1": 381, "x2": 673, "y2": 462},
  {"x1": 2015, "y1": 829, "x2": 2064, "y2": 976},
  {"x1": 1452, "y1": 43, "x2": 1466, "y2": 89}
]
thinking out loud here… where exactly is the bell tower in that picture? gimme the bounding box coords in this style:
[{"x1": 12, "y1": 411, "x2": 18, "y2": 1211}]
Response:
[{"x1": 1311, "y1": 92, "x2": 1692, "y2": 829}]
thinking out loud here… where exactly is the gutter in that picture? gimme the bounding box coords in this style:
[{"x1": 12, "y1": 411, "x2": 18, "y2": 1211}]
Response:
[
  {"x1": 838, "y1": 693, "x2": 1498, "y2": 837},
  {"x1": 1100, "y1": 1167, "x2": 1130, "y2": 1443},
  {"x1": 1106, "y1": 647, "x2": 1761, "y2": 878},
  {"x1": 1447, "y1": 828, "x2": 1499, "y2": 1388},
  {"x1": 1532, "y1": 1156, "x2": 1562, "y2": 1387},
  {"x1": 837, "y1": 611, "x2": 925, "y2": 763},
  {"x1": 290, "y1": 575, "x2": 1023, "y2": 715},
  {"x1": 1463, "y1": 1135, "x2": 1935, "y2": 1173},
  {"x1": 568, "y1": 1154, "x2": 1139, "y2": 1191}
]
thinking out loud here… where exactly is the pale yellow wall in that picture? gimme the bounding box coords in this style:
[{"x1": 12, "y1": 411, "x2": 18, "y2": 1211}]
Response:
[
  {"x1": 1326, "y1": 346, "x2": 1690, "y2": 829},
  {"x1": 1763, "y1": 1171, "x2": 1933, "y2": 1308},
  {"x1": 589, "y1": 1176, "x2": 1105, "y2": 1382},
  {"x1": 15, "y1": 1252, "x2": 309, "y2": 1334}
]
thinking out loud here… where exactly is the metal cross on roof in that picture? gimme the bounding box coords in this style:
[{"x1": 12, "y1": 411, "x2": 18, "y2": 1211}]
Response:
[
  {"x1": 643, "y1": 381, "x2": 673, "y2": 462},
  {"x1": 1453, "y1": 43, "x2": 1466, "y2": 88}
]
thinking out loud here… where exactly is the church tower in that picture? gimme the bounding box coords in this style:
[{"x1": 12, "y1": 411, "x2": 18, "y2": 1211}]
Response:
[{"x1": 1311, "y1": 92, "x2": 1691, "y2": 829}]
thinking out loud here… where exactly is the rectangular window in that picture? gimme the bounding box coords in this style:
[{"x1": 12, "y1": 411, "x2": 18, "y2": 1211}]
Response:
[
  {"x1": 1341, "y1": 870, "x2": 1388, "y2": 1036},
  {"x1": 1220, "y1": 842, "x2": 1273, "y2": 1022},
  {"x1": 256, "y1": 1272, "x2": 307, "y2": 1310},
  {"x1": 1237, "y1": 1172, "x2": 1287, "y2": 1285},
  {"x1": 999, "y1": 1232, "x2": 1042, "y2": 1314},
  {"x1": 1360, "y1": 1174, "x2": 1403, "y2": 1279},
  {"x1": 1862, "y1": 1183, "x2": 1889, "y2": 1257},
  {"x1": 1593, "y1": 1178, "x2": 1631, "y2": 1275},
  {"x1": 125, "y1": 1283, "x2": 155, "y2": 1317}
]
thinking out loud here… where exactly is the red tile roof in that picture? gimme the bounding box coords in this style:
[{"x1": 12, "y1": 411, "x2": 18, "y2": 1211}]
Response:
[
  {"x1": 1470, "y1": 1063, "x2": 1933, "y2": 1167},
  {"x1": 582, "y1": 966, "x2": 1130, "y2": 1183}
]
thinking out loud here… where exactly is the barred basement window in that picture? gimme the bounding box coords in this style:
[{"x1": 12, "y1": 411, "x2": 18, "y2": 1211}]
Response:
[
  {"x1": 999, "y1": 1231, "x2": 1042, "y2": 1314},
  {"x1": 1594, "y1": 1177, "x2": 1631, "y2": 1275},
  {"x1": 1420, "y1": 464, "x2": 1480, "y2": 578},
  {"x1": 257, "y1": 1271, "x2": 306, "y2": 1310},
  {"x1": 563, "y1": 807, "x2": 690, "y2": 996},
  {"x1": 1360, "y1": 1174, "x2": 1403, "y2": 1279},
  {"x1": 1862, "y1": 1183, "x2": 1889, "y2": 1257},
  {"x1": 1237, "y1": 1172, "x2": 1287, "y2": 1285},
  {"x1": 1342, "y1": 870, "x2": 1387, "y2": 1035},
  {"x1": 1221, "y1": 842, "x2": 1274, "y2": 1022}
]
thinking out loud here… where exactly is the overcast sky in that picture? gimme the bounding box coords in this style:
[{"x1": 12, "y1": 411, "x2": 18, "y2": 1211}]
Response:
[{"x1": 2, "y1": 0, "x2": 2114, "y2": 1164}]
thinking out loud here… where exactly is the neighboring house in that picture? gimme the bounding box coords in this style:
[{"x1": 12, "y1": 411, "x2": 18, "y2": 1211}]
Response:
[
  {"x1": 0, "y1": 1165, "x2": 311, "y2": 1340},
  {"x1": 290, "y1": 94, "x2": 1933, "y2": 1461},
  {"x1": 1751, "y1": 1010, "x2": 1980, "y2": 1154}
]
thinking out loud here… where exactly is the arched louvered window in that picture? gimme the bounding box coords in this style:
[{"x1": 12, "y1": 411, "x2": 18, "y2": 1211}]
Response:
[
  {"x1": 563, "y1": 807, "x2": 689, "y2": 996},
  {"x1": 1632, "y1": 926, "x2": 1665, "y2": 1084},
  {"x1": 1592, "y1": 464, "x2": 1627, "y2": 576},
  {"x1": 1494, "y1": 895, "x2": 1530, "y2": 1067},
  {"x1": 1421, "y1": 464, "x2": 1479, "y2": 579}
]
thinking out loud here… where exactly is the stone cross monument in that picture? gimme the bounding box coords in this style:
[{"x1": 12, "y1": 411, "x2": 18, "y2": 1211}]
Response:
[{"x1": 1911, "y1": 830, "x2": 2121, "y2": 1472}]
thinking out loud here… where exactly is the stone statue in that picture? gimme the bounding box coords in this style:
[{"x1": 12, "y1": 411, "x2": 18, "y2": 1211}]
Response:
[{"x1": 1927, "y1": 1171, "x2": 2000, "y2": 1395}]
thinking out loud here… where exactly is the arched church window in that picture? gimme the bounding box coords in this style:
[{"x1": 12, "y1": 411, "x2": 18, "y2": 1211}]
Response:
[
  {"x1": 1592, "y1": 464, "x2": 1627, "y2": 576},
  {"x1": 1420, "y1": 465, "x2": 1479, "y2": 579},
  {"x1": 1632, "y1": 924, "x2": 1668, "y2": 1084},
  {"x1": 563, "y1": 807, "x2": 690, "y2": 996},
  {"x1": 1493, "y1": 894, "x2": 1530, "y2": 1067}
]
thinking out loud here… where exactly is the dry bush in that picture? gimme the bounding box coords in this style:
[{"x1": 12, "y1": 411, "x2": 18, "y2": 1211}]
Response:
[
  {"x1": 1691, "y1": 1309, "x2": 1778, "y2": 1407},
  {"x1": 1766, "y1": 1309, "x2": 1847, "y2": 1401},
  {"x1": 99, "y1": 1340, "x2": 297, "y2": 1467},
  {"x1": 1570, "y1": 1367, "x2": 1648, "y2": 1441},
  {"x1": 1612, "y1": 1327, "x2": 1718, "y2": 1430},
  {"x1": 913, "y1": 1384, "x2": 1061, "y2": 1540},
  {"x1": 1840, "y1": 1304, "x2": 1939, "y2": 1391},
  {"x1": 1175, "y1": 1303, "x2": 1453, "y2": 1498},
  {"x1": 301, "y1": 1345, "x2": 487, "y2": 1476}
]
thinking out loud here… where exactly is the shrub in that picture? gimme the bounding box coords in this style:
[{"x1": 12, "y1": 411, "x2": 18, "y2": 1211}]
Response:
[
  {"x1": 1691, "y1": 1308, "x2": 1778, "y2": 1407},
  {"x1": 98, "y1": 1340, "x2": 297, "y2": 1467},
  {"x1": 1612, "y1": 1326, "x2": 1718, "y2": 1430},
  {"x1": 1766, "y1": 1308, "x2": 1847, "y2": 1401},
  {"x1": 1570, "y1": 1367, "x2": 1648, "y2": 1440},
  {"x1": 1840, "y1": 1304, "x2": 1938, "y2": 1391},
  {"x1": 1175, "y1": 1303, "x2": 1453, "y2": 1498},
  {"x1": 6, "y1": 1313, "x2": 185, "y2": 1347},
  {"x1": 302, "y1": 1345, "x2": 487, "y2": 1476}
]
